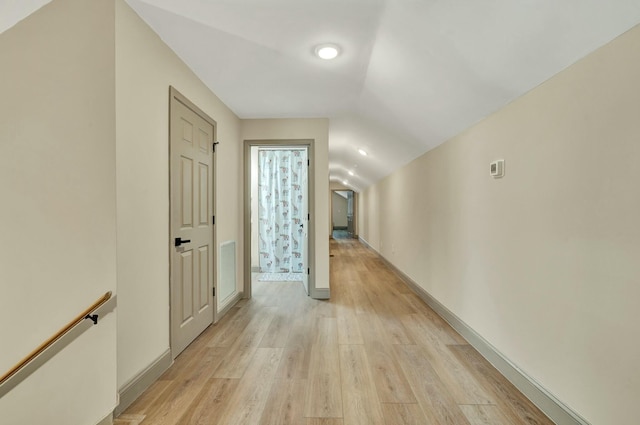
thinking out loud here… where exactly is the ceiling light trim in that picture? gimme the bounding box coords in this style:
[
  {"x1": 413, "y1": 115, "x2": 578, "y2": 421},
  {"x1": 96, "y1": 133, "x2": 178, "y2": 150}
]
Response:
[{"x1": 315, "y1": 43, "x2": 341, "y2": 60}]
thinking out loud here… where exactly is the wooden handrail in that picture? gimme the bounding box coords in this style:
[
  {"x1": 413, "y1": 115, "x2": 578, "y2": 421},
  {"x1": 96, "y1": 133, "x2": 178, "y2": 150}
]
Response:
[{"x1": 0, "y1": 291, "x2": 112, "y2": 387}]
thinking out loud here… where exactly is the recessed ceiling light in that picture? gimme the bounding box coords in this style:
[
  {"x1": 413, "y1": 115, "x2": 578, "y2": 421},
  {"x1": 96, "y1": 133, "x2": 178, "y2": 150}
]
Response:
[
  {"x1": 315, "y1": 43, "x2": 340, "y2": 60},
  {"x1": 348, "y1": 171, "x2": 354, "y2": 176},
  {"x1": 358, "y1": 149, "x2": 367, "y2": 156}
]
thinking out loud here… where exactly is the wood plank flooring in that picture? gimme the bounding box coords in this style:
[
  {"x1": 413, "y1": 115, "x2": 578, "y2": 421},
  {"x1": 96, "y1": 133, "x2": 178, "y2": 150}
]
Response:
[{"x1": 116, "y1": 238, "x2": 554, "y2": 425}]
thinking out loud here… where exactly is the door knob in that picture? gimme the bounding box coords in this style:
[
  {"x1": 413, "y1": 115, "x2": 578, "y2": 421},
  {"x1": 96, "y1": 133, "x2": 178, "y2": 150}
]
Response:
[{"x1": 175, "y1": 237, "x2": 191, "y2": 247}]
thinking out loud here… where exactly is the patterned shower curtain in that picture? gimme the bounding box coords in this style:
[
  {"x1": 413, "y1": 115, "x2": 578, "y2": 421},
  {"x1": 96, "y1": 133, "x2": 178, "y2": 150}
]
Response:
[{"x1": 258, "y1": 149, "x2": 307, "y2": 273}]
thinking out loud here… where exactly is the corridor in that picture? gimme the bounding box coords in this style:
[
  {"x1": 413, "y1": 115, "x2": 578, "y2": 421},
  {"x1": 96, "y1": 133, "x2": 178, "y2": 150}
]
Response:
[{"x1": 116, "y1": 238, "x2": 553, "y2": 425}]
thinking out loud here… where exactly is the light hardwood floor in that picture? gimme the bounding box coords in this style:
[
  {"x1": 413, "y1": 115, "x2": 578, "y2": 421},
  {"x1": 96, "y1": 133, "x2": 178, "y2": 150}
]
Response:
[{"x1": 117, "y1": 238, "x2": 554, "y2": 425}]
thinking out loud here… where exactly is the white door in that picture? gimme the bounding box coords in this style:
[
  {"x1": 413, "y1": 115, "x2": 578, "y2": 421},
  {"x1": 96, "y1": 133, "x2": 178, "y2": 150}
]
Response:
[{"x1": 170, "y1": 92, "x2": 215, "y2": 358}]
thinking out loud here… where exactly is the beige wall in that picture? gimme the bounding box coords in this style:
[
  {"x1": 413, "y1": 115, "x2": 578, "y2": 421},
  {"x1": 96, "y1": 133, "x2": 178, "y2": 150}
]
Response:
[
  {"x1": 115, "y1": 0, "x2": 242, "y2": 389},
  {"x1": 242, "y1": 119, "x2": 330, "y2": 290},
  {"x1": 358, "y1": 24, "x2": 640, "y2": 424},
  {"x1": 0, "y1": 1, "x2": 117, "y2": 424}
]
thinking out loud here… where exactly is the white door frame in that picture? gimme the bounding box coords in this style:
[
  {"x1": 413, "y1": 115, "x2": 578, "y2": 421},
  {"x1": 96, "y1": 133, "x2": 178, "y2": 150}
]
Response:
[
  {"x1": 243, "y1": 139, "x2": 316, "y2": 298},
  {"x1": 330, "y1": 189, "x2": 357, "y2": 238},
  {"x1": 169, "y1": 86, "x2": 218, "y2": 358}
]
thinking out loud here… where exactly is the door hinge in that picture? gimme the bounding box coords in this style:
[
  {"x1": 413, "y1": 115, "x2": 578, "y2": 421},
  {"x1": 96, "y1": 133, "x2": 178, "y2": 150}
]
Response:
[
  {"x1": 213, "y1": 287, "x2": 216, "y2": 297},
  {"x1": 307, "y1": 159, "x2": 309, "y2": 166},
  {"x1": 307, "y1": 213, "x2": 310, "y2": 220},
  {"x1": 212, "y1": 215, "x2": 215, "y2": 225},
  {"x1": 212, "y1": 141, "x2": 219, "y2": 153},
  {"x1": 307, "y1": 268, "x2": 310, "y2": 275}
]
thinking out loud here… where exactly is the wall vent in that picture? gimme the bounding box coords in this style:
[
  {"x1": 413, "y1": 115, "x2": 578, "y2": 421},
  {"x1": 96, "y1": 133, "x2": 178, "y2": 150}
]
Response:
[{"x1": 219, "y1": 241, "x2": 236, "y2": 304}]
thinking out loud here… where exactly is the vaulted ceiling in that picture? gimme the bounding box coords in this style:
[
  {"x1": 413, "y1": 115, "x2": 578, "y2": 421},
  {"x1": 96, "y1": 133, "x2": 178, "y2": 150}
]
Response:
[{"x1": 4, "y1": 0, "x2": 640, "y2": 190}]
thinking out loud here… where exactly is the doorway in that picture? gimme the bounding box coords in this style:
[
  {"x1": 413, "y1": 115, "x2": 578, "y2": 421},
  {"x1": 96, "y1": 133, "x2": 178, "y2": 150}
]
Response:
[
  {"x1": 244, "y1": 140, "x2": 315, "y2": 298},
  {"x1": 169, "y1": 87, "x2": 217, "y2": 359},
  {"x1": 331, "y1": 190, "x2": 356, "y2": 239}
]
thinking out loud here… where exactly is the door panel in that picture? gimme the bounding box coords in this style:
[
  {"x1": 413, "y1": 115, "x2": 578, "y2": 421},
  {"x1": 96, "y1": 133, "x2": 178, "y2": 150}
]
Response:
[
  {"x1": 198, "y1": 246, "x2": 209, "y2": 310},
  {"x1": 181, "y1": 157, "x2": 193, "y2": 227},
  {"x1": 180, "y1": 251, "x2": 194, "y2": 322},
  {"x1": 171, "y1": 94, "x2": 215, "y2": 358},
  {"x1": 198, "y1": 128, "x2": 209, "y2": 154},
  {"x1": 199, "y1": 163, "x2": 209, "y2": 225}
]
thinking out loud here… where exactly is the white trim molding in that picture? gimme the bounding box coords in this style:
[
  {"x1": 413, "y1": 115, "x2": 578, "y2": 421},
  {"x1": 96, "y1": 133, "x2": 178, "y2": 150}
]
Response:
[
  {"x1": 217, "y1": 292, "x2": 243, "y2": 320},
  {"x1": 115, "y1": 349, "x2": 172, "y2": 416},
  {"x1": 96, "y1": 412, "x2": 113, "y2": 425},
  {"x1": 311, "y1": 287, "x2": 330, "y2": 300}
]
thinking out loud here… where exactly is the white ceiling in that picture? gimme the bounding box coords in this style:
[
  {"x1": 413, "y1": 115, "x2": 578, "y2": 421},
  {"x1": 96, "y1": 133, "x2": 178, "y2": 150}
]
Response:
[
  {"x1": 0, "y1": 0, "x2": 53, "y2": 33},
  {"x1": 4, "y1": 0, "x2": 640, "y2": 191}
]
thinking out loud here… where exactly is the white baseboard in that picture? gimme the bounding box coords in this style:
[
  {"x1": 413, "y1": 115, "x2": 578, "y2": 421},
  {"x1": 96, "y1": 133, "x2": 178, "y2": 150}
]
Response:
[
  {"x1": 311, "y1": 287, "x2": 330, "y2": 300},
  {"x1": 217, "y1": 291, "x2": 243, "y2": 320},
  {"x1": 115, "y1": 349, "x2": 172, "y2": 416},
  {"x1": 359, "y1": 237, "x2": 590, "y2": 425},
  {"x1": 96, "y1": 412, "x2": 113, "y2": 425}
]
